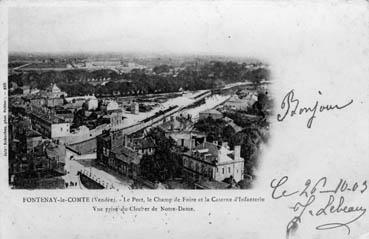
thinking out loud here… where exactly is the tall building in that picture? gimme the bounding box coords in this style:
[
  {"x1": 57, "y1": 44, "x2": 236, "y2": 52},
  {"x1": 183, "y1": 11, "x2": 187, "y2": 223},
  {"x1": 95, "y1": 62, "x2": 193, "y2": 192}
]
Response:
[
  {"x1": 96, "y1": 129, "x2": 158, "y2": 180},
  {"x1": 96, "y1": 130, "x2": 140, "y2": 179}
]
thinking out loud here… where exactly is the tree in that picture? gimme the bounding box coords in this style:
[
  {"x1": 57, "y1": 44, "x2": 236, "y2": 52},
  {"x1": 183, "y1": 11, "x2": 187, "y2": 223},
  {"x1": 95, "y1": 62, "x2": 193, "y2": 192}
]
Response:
[
  {"x1": 72, "y1": 109, "x2": 85, "y2": 128},
  {"x1": 194, "y1": 117, "x2": 228, "y2": 143},
  {"x1": 9, "y1": 60, "x2": 270, "y2": 97},
  {"x1": 139, "y1": 127, "x2": 180, "y2": 182},
  {"x1": 152, "y1": 64, "x2": 171, "y2": 74},
  {"x1": 229, "y1": 127, "x2": 261, "y2": 177},
  {"x1": 222, "y1": 125, "x2": 236, "y2": 143}
]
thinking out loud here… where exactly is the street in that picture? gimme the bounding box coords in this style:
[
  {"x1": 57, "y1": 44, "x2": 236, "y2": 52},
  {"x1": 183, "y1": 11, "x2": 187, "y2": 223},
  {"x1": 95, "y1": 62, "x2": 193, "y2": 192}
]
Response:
[{"x1": 63, "y1": 149, "x2": 132, "y2": 190}]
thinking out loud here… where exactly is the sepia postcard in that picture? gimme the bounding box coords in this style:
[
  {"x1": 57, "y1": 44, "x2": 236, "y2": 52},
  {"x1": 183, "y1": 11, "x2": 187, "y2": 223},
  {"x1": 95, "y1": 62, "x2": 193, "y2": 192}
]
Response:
[{"x1": 0, "y1": 0, "x2": 368, "y2": 238}]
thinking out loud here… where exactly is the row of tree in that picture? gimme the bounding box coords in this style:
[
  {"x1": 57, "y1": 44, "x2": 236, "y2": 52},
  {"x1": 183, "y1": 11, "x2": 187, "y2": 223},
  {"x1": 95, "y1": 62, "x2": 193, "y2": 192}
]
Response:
[{"x1": 9, "y1": 61, "x2": 270, "y2": 97}]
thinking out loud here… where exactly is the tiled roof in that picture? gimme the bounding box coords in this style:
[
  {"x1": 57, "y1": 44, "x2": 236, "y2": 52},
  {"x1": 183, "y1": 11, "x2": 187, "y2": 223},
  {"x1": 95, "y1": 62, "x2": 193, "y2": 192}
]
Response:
[
  {"x1": 131, "y1": 137, "x2": 156, "y2": 149},
  {"x1": 227, "y1": 122, "x2": 243, "y2": 133},
  {"x1": 200, "y1": 109, "x2": 223, "y2": 115},
  {"x1": 111, "y1": 146, "x2": 139, "y2": 164},
  {"x1": 159, "y1": 116, "x2": 192, "y2": 132},
  {"x1": 194, "y1": 142, "x2": 219, "y2": 157},
  {"x1": 26, "y1": 129, "x2": 42, "y2": 138}
]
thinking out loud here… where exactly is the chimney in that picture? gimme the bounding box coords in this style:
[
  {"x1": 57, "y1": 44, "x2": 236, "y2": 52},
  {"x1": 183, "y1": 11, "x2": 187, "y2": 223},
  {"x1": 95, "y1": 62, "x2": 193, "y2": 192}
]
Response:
[
  {"x1": 189, "y1": 133, "x2": 193, "y2": 153},
  {"x1": 191, "y1": 138, "x2": 195, "y2": 148},
  {"x1": 124, "y1": 134, "x2": 128, "y2": 147},
  {"x1": 234, "y1": 145, "x2": 241, "y2": 160}
]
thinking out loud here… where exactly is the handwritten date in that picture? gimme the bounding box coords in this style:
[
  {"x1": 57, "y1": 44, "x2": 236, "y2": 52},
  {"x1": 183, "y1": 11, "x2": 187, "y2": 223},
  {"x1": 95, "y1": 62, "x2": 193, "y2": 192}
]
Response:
[{"x1": 270, "y1": 176, "x2": 367, "y2": 236}]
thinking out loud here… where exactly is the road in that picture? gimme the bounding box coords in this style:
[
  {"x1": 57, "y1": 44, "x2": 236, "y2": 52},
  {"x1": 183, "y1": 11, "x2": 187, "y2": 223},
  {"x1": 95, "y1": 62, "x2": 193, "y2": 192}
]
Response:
[{"x1": 62, "y1": 149, "x2": 132, "y2": 190}]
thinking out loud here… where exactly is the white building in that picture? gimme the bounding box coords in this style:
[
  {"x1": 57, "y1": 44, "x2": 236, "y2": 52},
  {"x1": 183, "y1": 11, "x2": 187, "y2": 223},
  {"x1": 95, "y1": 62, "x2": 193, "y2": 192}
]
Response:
[
  {"x1": 101, "y1": 100, "x2": 119, "y2": 113},
  {"x1": 45, "y1": 83, "x2": 67, "y2": 98},
  {"x1": 130, "y1": 102, "x2": 139, "y2": 114},
  {"x1": 29, "y1": 112, "x2": 70, "y2": 139},
  {"x1": 86, "y1": 96, "x2": 98, "y2": 110},
  {"x1": 109, "y1": 112, "x2": 126, "y2": 130},
  {"x1": 50, "y1": 123, "x2": 70, "y2": 138},
  {"x1": 213, "y1": 144, "x2": 244, "y2": 182},
  {"x1": 182, "y1": 141, "x2": 244, "y2": 186}
]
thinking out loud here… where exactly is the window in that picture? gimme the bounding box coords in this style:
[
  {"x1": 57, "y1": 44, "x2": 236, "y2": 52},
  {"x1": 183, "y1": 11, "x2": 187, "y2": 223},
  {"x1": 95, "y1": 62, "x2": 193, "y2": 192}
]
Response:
[
  {"x1": 222, "y1": 168, "x2": 224, "y2": 174},
  {"x1": 228, "y1": 167, "x2": 231, "y2": 173},
  {"x1": 201, "y1": 165, "x2": 205, "y2": 174}
]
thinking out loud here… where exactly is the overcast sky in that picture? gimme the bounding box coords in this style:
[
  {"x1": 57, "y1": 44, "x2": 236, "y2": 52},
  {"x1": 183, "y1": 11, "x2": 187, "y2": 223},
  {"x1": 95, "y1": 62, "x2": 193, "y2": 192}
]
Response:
[
  {"x1": 8, "y1": 1, "x2": 368, "y2": 59},
  {"x1": 8, "y1": 2, "x2": 271, "y2": 56}
]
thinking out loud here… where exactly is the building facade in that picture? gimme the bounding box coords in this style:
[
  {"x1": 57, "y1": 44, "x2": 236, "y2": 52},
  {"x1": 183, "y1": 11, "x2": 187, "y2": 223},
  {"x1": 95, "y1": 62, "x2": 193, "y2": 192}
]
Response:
[
  {"x1": 45, "y1": 83, "x2": 67, "y2": 98},
  {"x1": 46, "y1": 97, "x2": 64, "y2": 108},
  {"x1": 182, "y1": 141, "x2": 244, "y2": 188},
  {"x1": 85, "y1": 97, "x2": 99, "y2": 110},
  {"x1": 130, "y1": 102, "x2": 139, "y2": 114},
  {"x1": 29, "y1": 112, "x2": 70, "y2": 139},
  {"x1": 96, "y1": 130, "x2": 141, "y2": 179},
  {"x1": 199, "y1": 109, "x2": 223, "y2": 120},
  {"x1": 101, "y1": 100, "x2": 119, "y2": 113}
]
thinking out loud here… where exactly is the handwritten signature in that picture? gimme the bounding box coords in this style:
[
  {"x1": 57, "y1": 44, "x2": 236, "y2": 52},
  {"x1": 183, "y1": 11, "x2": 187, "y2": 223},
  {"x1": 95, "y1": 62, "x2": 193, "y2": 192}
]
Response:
[
  {"x1": 270, "y1": 176, "x2": 367, "y2": 237},
  {"x1": 277, "y1": 90, "x2": 354, "y2": 128}
]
